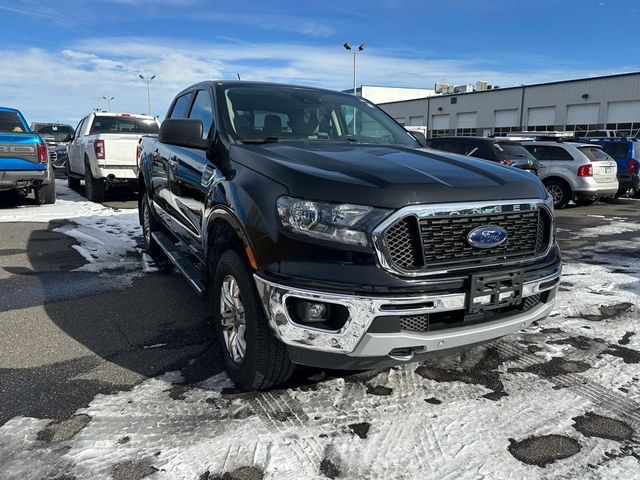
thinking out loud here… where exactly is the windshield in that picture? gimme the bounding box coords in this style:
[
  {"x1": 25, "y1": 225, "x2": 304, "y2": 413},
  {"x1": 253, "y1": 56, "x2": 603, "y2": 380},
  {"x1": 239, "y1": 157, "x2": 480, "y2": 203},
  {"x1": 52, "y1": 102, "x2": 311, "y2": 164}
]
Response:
[
  {"x1": 0, "y1": 111, "x2": 26, "y2": 133},
  {"x1": 221, "y1": 85, "x2": 418, "y2": 146},
  {"x1": 493, "y1": 142, "x2": 536, "y2": 159},
  {"x1": 90, "y1": 116, "x2": 159, "y2": 134},
  {"x1": 35, "y1": 124, "x2": 74, "y2": 135}
]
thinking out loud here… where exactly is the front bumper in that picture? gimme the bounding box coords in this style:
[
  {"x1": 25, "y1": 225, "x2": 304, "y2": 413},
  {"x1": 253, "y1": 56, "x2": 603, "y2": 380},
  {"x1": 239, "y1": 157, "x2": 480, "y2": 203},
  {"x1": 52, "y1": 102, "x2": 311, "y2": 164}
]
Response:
[
  {"x1": 0, "y1": 168, "x2": 49, "y2": 191},
  {"x1": 254, "y1": 265, "x2": 561, "y2": 364}
]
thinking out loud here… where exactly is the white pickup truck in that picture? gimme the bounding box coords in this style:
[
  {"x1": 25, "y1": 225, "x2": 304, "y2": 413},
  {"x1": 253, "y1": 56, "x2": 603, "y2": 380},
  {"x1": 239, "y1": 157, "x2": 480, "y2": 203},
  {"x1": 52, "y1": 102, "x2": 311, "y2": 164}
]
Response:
[{"x1": 66, "y1": 112, "x2": 160, "y2": 202}]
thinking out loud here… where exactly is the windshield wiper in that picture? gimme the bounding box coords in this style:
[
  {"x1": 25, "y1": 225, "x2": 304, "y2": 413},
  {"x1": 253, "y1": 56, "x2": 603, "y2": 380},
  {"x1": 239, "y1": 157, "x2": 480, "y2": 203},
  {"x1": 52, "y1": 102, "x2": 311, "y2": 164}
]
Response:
[{"x1": 241, "y1": 137, "x2": 280, "y2": 144}]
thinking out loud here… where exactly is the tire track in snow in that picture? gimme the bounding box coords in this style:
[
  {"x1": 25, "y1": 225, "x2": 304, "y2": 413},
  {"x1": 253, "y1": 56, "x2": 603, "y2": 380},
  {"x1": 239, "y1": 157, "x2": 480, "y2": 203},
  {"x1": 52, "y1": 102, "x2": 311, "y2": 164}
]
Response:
[{"x1": 496, "y1": 341, "x2": 640, "y2": 428}]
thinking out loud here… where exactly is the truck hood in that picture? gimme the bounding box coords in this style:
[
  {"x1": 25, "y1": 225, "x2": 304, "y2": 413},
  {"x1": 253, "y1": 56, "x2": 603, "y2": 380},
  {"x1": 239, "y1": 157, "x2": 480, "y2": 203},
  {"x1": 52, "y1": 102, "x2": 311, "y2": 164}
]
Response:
[{"x1": 231, "y1": 142, "x2": 547, "y2": 208}]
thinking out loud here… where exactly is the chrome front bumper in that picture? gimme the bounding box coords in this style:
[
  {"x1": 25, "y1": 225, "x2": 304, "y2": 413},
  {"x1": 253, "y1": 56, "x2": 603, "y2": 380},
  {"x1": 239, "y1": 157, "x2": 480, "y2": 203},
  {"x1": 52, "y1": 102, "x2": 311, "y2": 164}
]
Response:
[{"x1": 254, "y1": 267, "x2": 561, "y2": 358}]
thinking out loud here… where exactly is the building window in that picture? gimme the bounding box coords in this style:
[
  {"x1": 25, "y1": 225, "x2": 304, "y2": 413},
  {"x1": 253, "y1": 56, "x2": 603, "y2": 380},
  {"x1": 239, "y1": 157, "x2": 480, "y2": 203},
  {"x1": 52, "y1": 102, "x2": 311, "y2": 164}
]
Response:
[
  {"x1": 493, "y1": 126, "x2": 520, "y2": 136},
  {"x1": 456, "y1": 128, "x2": 475, "y2": 136},
  {"x1": 430, "y1": 129, "x2": 453, "y2": 138},
  {"x1": 450, "y1": 97, "x2": 457, "y2": 104}
]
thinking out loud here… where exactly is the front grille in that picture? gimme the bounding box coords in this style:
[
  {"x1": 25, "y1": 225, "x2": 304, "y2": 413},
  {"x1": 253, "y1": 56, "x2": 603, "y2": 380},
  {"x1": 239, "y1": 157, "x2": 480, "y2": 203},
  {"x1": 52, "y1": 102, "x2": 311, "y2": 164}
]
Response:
[
  {"x1": 384, "y1": 217, "x2": 421, "y2": 269},
  {"x1": 397, "y1": 294, "x2": 543, "y2": 333},
  {"x1": 383, "y1": 208, "x2": 550, "y2": 273},
  {"x1": 49, "y1": 151, "x2": 58, "y2": 162}
]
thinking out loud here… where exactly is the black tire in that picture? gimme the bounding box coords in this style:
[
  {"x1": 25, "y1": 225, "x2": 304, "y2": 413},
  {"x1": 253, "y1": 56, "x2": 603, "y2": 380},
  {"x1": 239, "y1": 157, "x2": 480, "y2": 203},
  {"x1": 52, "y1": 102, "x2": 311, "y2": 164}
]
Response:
[
  {"x1": 34, "y1": 169, "x2": 56, "y2": 205},
  {"x1": 141, "y1": 192, "x2": 161, "y2": 257},
  {"x1": 210, "y1": 249, "x2": 294, "y2": 391},
  {"x1": 67, "y1": 162, "x2": 80, "y2": 188},
  {"x1": 84, "y1": 160, "x2": 106, "y2": 203},
  {"x1": 544, "y1": 179, "x2": 571, "y2": 209}
]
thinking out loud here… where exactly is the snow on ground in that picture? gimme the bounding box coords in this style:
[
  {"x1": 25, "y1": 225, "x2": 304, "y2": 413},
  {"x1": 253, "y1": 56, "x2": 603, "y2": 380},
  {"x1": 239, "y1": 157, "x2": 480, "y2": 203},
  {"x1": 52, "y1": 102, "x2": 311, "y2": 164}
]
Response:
[
  {"x1": 0, "y1": 180, "x2": 145, "y2": 273},
  {"x1": 0, "y1": 193, "x2": 639, "y2": 479}
]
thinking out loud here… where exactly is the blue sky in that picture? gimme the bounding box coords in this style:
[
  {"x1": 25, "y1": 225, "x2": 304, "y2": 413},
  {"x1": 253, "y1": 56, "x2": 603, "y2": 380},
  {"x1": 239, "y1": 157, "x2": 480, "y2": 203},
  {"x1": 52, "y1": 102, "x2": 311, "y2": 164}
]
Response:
[{"x1": 1, "y1": 0, "x2": 638, "y2": 124}]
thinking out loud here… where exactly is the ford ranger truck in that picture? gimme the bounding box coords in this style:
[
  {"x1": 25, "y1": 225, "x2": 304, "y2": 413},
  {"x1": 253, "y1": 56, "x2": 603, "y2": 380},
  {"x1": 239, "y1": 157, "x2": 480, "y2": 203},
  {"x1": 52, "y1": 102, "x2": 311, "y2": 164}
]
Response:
[
  {"x1": 0, "y1": 107, "x2": 56, "y2": 204},
  {"x1": 138, "y1": 81, "x2": 561, "y2": 391},
  {"x1": 67, "y1": 112, "x2": 159, "y2": 202}
]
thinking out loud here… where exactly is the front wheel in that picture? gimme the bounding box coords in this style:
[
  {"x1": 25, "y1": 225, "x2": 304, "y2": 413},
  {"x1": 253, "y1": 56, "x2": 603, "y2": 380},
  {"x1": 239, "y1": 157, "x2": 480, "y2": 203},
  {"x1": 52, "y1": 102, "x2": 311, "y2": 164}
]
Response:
[
  {"x1": 67, "y1": 162, "x2": 80, "y2": 188},
  {"x1": 141, "y1": 192, "x2": 161, "y2": 258},
  {"x1": 544, "y1": 180, "x2": 571, "y2": 209},
  {"x1": 210, "y1": 250, "x2": 294, "y2": 391}
]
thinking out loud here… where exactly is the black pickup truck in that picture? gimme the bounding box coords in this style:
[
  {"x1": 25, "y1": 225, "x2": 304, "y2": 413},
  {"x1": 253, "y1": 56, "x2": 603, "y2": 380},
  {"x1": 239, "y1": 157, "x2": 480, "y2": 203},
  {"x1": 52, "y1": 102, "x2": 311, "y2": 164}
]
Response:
[{"x1": 138, "y1": 81, "x2": 561, "y2": 390}]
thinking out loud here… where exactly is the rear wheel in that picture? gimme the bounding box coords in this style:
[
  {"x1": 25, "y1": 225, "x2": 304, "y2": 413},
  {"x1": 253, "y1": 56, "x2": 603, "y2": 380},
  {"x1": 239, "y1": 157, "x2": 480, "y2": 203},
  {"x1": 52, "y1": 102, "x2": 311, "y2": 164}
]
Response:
[
  {"x1": 544, "y1": 179, "x2": 571, "y2": 209},
  {"x1": 84, "y1": 160, "x2": 106, "y2": 203},
  {"x1": 34, "y1": 175, "x2": 56, "y2": 205},
  {"x1": 210, "y1": 249, "x2": 294, "y2": 391}
]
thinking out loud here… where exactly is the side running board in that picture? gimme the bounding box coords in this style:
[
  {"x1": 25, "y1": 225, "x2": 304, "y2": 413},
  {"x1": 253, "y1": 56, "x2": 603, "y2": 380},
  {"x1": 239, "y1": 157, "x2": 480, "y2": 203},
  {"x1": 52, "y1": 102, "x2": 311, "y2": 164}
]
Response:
[{"x1": 151, "y1": 231, "x2": 206, "y2": 296}]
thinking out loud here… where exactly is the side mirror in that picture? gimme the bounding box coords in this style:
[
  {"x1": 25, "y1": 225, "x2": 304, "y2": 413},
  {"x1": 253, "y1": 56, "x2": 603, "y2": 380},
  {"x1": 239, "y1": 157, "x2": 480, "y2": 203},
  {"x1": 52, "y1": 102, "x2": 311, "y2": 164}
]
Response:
[
  {"x1": 409, "y1": 130, "x2": 427, "y2": 147},
  {"x1": 159, "y1": 119, "x2": 209, "y2": 149},
  {"x1": 62, "y1": 134, "x2": 73, "y2": 142}
]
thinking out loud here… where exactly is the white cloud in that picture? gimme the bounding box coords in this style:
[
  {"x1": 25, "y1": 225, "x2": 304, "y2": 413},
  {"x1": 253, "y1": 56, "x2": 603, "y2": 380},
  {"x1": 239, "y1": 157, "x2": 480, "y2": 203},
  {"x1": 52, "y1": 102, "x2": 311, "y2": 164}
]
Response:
[{"x1": 0, "y1": 37, "x2": 627, "y2": 125}]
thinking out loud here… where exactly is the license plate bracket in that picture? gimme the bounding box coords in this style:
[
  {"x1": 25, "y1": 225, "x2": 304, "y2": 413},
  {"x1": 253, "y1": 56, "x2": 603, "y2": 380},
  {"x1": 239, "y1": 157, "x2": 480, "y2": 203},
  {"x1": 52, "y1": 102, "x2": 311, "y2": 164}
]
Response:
[{"x1": 467, "y1": 271, "x2": 523, "y2": 314}]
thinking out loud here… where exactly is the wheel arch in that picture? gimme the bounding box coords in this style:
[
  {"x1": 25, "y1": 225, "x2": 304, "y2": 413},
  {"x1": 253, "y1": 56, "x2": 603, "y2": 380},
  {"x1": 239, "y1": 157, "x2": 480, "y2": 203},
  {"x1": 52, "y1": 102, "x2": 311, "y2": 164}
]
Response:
[{"x1": 205, "y1": 208, "x2": 257, "y2": 275}]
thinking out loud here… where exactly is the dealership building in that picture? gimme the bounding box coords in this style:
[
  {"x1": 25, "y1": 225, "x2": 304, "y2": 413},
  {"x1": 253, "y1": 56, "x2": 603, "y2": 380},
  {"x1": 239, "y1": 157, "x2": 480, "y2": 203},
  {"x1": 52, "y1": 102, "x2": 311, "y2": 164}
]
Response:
[{"x1": 375, "y1": 72, "x2": 640, "y2": 138}]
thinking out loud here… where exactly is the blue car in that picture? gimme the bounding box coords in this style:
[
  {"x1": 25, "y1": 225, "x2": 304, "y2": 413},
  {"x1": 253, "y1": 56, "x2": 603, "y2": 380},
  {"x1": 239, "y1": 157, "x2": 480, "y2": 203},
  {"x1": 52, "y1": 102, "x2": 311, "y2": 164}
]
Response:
[
  {"x1": 588, "y1": 139, "x2": 640, "y2": 197},
  {"x1": 0, "y1": 107, "x2": 56, "y2": 204}
]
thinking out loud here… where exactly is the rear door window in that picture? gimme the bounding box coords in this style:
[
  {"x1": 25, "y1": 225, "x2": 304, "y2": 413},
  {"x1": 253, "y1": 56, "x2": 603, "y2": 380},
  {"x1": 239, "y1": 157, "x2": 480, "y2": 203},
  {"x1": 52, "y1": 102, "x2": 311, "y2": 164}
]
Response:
[
  {"x1": 0, "y1": 111, "x2": 26, "y2": 133},
  {"x1": 601, "y1": 143, "x2": 629, "y2": 159},
  {"x1": 524, "y1": 145, "x2": 573, "y2": 161},
  {"x1": 89, "y1": 116, "x2": 159, "y2": 134},
  {"x1": 169, "y1": 93, "x2": 193, "y2": 119},
  {"x1": 187, "y1": 90, "x2": 215, "y2": 138}
]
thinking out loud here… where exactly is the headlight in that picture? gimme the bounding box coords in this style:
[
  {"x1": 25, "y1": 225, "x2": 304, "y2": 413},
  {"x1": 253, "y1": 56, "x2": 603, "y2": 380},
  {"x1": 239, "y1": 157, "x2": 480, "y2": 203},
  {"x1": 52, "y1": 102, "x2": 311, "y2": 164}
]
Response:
[{"x1": 276, "y1": 196, "x2": 390, "y2": 247}]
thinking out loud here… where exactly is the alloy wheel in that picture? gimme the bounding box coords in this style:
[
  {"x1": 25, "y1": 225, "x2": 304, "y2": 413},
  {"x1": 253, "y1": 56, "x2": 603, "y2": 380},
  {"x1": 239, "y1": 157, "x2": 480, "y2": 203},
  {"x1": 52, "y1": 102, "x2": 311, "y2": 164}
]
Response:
[{"x1": 220, "y1": 275, "x2": 247, "y2": 364}]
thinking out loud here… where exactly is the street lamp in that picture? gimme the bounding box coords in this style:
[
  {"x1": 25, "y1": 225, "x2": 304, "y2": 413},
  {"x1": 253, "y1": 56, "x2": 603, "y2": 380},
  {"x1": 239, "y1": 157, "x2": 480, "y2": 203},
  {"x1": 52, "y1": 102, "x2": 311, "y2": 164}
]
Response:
[
  {"x1": 138, "y1": 74, "x2": 156, "y2": 116},
  {"x1": 343, "y1": 42, "x2": 366, "y2": 96},
  {"x1": 102, "y1": 96, "x2": 114, "y2": 111}
]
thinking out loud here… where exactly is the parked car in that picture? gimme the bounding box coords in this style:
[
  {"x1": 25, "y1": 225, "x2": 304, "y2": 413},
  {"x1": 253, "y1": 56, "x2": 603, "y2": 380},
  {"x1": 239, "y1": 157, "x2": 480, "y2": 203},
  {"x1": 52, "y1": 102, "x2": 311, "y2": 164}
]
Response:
[
  {"x1": 522, "y1": 141, "x2": 618, "y2": 208},
  {"x1": 586, "y1": 139, "x2": 639, "y2": 198},
  {"x1": 0, "y1": 107, "x2": 56, "y2": 204},
  {"x1": 137, "y1": 81, "x2": 560, "y2": 391},
  {"x1": 426, "y1": 136, "x2": 539, "y2": 174},
  {"x1": 583, "y1": 129, "x2": 625, "y2": 139},
  {"x1": 67, "y1": 112, "x2": 160, "y2": 202},
  {"x1": 30, "y1": 122, "x2": 74, "y2": 172}
]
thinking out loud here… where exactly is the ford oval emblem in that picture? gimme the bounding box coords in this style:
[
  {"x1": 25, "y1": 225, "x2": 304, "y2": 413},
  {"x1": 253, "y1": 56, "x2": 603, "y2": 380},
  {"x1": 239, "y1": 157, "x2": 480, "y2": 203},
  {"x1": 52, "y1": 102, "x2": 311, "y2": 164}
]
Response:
[{"x1": 467, "y1": 225, "x2": 508, "y2": 249}]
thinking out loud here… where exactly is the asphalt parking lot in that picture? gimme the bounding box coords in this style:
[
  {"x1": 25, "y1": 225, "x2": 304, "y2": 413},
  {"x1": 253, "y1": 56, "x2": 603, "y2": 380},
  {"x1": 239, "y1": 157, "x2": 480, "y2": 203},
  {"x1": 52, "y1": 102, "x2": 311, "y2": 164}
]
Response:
[{"x1": 0, "y1": 181, "x2": 639, "y2": 479}]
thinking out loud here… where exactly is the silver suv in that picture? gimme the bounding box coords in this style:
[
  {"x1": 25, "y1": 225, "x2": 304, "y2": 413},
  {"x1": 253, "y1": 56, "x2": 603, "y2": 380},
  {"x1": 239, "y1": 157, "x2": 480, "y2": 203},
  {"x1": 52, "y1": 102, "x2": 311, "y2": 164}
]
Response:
[{"x1": 523, "y1": 141, "x2": 618, "y2": 208}]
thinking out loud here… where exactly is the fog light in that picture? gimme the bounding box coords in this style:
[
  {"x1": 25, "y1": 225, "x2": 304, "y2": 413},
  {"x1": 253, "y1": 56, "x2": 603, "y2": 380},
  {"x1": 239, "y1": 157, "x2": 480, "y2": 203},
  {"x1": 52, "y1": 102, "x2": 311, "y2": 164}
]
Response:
[{"x1": 297, "y1": 301, "x2": 328, "y2": 323}]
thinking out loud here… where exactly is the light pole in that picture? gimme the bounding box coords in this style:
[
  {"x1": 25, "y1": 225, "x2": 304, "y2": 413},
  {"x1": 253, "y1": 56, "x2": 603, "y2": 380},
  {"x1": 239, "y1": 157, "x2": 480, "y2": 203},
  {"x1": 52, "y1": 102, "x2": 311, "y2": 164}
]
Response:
[
  {"x1": 102, "y1": 96, "x2": 114, "y2": 111},
  {"x1": 343, "y1": 42, "x2": 366, "y2": 96},
  {"x1": 138, "y1": 74, "x2": 156, "y2": 116}
]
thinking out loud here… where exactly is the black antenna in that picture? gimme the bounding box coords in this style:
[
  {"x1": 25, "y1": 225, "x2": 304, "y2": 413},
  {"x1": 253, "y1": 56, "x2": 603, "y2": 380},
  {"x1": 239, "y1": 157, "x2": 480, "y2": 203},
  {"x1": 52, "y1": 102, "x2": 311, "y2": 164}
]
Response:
[{"x1": 237, "y1": 73, "x2": 241, "y2": 81}]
